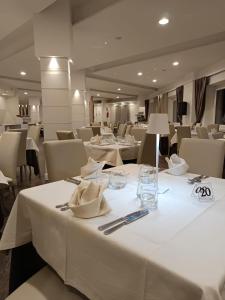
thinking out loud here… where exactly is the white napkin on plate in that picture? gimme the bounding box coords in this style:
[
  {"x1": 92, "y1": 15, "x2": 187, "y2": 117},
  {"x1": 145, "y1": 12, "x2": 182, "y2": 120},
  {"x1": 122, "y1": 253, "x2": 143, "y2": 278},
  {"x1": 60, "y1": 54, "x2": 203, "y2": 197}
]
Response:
[
  {"x1": 80, "y1": 157, "x2": 105, "y2": 179},
  {"x1": 0, "y1": 170, "x2": 8, "y2": 185},
  {"x1": 69, "y1": 181, "x2": 111, "y2": 218},
  {"x1": 165, "y1": 154, "x2": 189, "y2": 176},
  {"x1": 90, "y1": 134, "x2": 102, "y2": 145}
]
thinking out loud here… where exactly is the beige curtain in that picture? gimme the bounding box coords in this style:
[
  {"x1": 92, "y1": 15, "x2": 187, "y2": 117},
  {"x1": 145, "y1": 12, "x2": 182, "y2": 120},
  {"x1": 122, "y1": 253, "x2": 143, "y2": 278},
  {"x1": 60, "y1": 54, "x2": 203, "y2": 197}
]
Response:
[
  {"x1": 159, "y1": 93, "x2": 168, "y2": 113},
  {"x1": 153, "y1": 96, "x2": 160, "y2": 113}
]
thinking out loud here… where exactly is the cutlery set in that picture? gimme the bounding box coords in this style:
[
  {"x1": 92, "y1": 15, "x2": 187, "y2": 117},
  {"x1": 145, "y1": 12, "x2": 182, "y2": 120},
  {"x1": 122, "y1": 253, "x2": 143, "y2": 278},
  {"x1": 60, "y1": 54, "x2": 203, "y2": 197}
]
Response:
[{"x1": 188, "y1": 175, "x2": 209, "y2": 184}]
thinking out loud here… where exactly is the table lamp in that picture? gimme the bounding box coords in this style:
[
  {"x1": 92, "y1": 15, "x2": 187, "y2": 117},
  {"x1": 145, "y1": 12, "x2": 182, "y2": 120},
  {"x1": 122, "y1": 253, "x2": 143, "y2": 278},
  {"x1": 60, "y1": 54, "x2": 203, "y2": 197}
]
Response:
[{"x1": 147, "y1": 113, "x2": 169, "y2": 191}]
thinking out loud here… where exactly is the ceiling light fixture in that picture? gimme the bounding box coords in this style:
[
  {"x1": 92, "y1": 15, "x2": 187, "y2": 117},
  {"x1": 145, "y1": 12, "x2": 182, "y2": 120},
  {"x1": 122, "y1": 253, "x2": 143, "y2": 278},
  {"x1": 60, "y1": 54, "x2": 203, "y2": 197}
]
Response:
[
  {"x1": 104, "y1": 41, "x2": 108, "y2": 45},
  {"x1": 117, "y1": 88, "x2": 121, "y2": 91},
  {"x1": 69, "y1": 59, "x2": 74, "y2": 64},
  {"x1": 24, "y1": 91, "x2": 28, "y2": 95},
  {"x1": 49, "y1": 57, "x2": 59, "y2": 70},
  {"x1": 116, "y1": 96, "x2": 120, "y2": 99},
  {"x1": 2, "y1": 93, "x2": 8, "y2": 96},
  {"x1": 137, "y1": 72, "x2": 143, "y2": 76},
  {"x1": 172, "y1": 61, "x2": 179, "y2": 66},
  {"x1": 97, "y1": 93, "x2": 100, "y2": 97},
  {"x1": 152, "y1": 79, "x2": 157, "y2": 83},
  {"x1": 20, "y1": 71, "x2": 27, "y2": 76},
  {"x1": 158, "y1": 17, "x2": 169, "y2": 25}
]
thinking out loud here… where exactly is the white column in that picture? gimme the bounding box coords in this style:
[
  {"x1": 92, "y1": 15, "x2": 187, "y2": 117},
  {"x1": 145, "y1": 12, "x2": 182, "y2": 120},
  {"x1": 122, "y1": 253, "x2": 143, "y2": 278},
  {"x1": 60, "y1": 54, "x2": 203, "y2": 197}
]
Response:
[
  {"x1": 71, "y1": 71, "x2": 89, "y2": 129},
  {"x1": 29, "y1": 96, "x2": 41, "y2": 124}
]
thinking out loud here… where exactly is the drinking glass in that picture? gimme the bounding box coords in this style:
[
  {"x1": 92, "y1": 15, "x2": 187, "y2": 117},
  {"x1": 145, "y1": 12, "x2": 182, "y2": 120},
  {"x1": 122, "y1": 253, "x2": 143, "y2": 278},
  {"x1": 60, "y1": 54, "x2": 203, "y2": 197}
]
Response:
[
  {"x1": 140, "y1": 182, "x2": 158, "y2": 210},
  {"x1": 108, "y1": 171, "x2": 127, "y2": 189}
]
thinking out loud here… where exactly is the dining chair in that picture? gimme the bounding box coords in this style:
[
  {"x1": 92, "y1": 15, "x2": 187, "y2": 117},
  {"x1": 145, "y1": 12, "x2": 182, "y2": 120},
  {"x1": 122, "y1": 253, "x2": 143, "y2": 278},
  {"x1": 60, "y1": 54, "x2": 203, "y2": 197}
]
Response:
[
  {"x1": 168, "y1": 124, "x2": 176, "y2": 145},
  {"x1": 6, "y1": 266, "x2": 85, "y2": 300},
  {"x1": 137, "y1": 133, "x2": 156, "y2": 166},
  {"x1": 91, "y1": 127, "x2": 101, "y2": 136},
  {"x1": 44, "y1": 139, "x2": 88, "y2": 181},
  {"x1": 196, "y1": 126, "x2": 209, "y2": 139},
  {"x1": 56, "y1": 131, "x2": 75, "y2": 140},
  {"x1": 0, "y1": 131, "x2": 21, "y2": 185},
  {"x1": 176, "y1": 126, "x2": 191, "y2": 152},
  {"x1": 207, "y1": 124, "x2": 219, "y2": 133},
  {"x1": 76, "y1": 128, "x2": 93, "y2": 142},
  {"x1": 130, "y1": 127, "x2": 147, "y2": 141},
  {"x1": 117, "y1": 124, "x2": 127, "y2": 137},
  {"x1": 28, "y1": 125, "x2": 41, "y2": 145},
  {"x1": 125, "y1": 125, "x2": 133, "y2": 136},
  {"x1": 179, "y1": 138, "x2": 225, "y2": 178},
  {"x1": 9, "y1": 129, "x2": 28, "y2": 180}
]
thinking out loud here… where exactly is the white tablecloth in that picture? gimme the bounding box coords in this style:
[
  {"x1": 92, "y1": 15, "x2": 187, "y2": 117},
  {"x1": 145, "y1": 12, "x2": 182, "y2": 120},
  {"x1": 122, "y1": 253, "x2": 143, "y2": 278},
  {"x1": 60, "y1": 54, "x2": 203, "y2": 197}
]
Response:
[
  {"x1": 84, "y1": 142, "x2": 140, "y2": 166},
  {"x1": 1, "y1": 164, "x2": 225, "y2": 300}
]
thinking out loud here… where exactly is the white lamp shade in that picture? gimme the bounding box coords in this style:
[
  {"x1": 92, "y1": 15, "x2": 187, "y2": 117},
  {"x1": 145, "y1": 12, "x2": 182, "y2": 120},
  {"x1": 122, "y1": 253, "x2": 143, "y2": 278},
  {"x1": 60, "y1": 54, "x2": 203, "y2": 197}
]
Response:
[{"x1": 147, "y1": 113, "x2": 169, "y2": 134}]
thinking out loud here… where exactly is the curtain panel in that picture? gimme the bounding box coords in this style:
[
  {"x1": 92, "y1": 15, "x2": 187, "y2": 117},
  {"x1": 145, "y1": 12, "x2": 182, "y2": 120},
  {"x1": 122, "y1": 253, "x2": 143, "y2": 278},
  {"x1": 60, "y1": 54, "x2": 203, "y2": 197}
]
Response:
[
  {"x1": 194, "y1": 77, "x2": 209, "y2": 124},
  {"x1": 144, "y1": 99, "x2": 150, "y2": 121},
  {"x1": 89, "y1": 96, "x2": 94, "y2": 124},
  {"x1": 176, "y1": 85, "x2": 184, "y2": 123},
  {"x1": 159, "y1": 93, "x2": 168, "y2": 113}
]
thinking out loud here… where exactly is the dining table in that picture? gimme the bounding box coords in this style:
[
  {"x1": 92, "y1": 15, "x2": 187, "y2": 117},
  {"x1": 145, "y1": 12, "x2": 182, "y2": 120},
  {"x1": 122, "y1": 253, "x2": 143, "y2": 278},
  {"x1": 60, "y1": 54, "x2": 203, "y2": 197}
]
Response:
[
  {"x1": 1, "y1": 164, "x2": 225, "y2": 300},
  {"x1": 84, "y1": 141, "x2": 140, "y2": 166}
]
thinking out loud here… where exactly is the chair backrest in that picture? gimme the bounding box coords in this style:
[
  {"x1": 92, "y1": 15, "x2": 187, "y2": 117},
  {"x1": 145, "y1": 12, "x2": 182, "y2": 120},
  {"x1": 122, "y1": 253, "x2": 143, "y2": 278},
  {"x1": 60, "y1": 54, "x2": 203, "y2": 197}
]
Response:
[
  {"x1": 196, "y1": 126, "x2": 209, "y2": 139},
  {"x1": 125, "y1": 125, "x2": 133, "y2": 136},
  {"x1": 137, "y1": 133, "x2": 156, "y2": 166},
  {"x1": 56, "y1": 131, "x2": 75, "y2": 140},
  {"x1": 103, "y1": 121, "x2": 108, "y2": 126},
  {"x1": 207, "y1": 124, "x2": 219, "y2": 133},
  {"x1": 179, "y1": 138, "x2": 225, "y2": 178},
  {"x1": 130, "y1": 127, "x2": 147, "y2": 142},
  {"x1": 0, "y1": 132, "x2": 21, "y2": 183},
  {"x1": 28, "y1": 125, "x2": 41, "y2": 145},
  {"x1": 177, "y1": 126, "x2": 191, "y2": 151},
  {"x1": 9, "y1": 129, "x2": 27, "y2": 166},
  {"x1": 168, "y1": 124, "x2": 176, "y2": 144},
  {"x1": 117, "y1": 124, "x2": 127, "y2": 137},
  {"x1": 91, "y1": 127, "x2": 101, "y2": 136},
  {"x1": 44, "y1": 139, "x2": 88, "y2": 182},
  {"x1": 76, "y1": 128, "x2": 93, "y2": 142}
]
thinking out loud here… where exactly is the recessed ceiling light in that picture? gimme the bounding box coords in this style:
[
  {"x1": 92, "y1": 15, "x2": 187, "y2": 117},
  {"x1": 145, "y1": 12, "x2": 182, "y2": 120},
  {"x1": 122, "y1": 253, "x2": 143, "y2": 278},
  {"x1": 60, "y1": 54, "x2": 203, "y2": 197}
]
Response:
[
  {"x1": 2, "y1": 93, "x2": 8, "y2": 96},
  {"x1": 152, "y1": 79, "x2": 157, "y2": 83},
  {"x1": 104, "y1": 41, "x2": 108, "y2": 45},
  {"x1": 24, "y1": 91, "x2": 28, "y2": 95},
  {"x1": 97, "y1": 93, "x2": 100, "y2": 97},
  {"x1": 116, "y1": 96, "x2": 120, "y2": 99},
  {"x1": 158, "y1": 17, "x2": 169, "y2": 25},
  {"x1": 172, "y1": 61, "x2": 179, "y2": 66},
  {"x1": 117, "y1": 88, "x2": 121, "y2": 91},
  {"x1": 20, "y1": 71, "x2": 27, "y2": 76},
  {"x1": 137, "y1": 72, "x2": 143, "y2": 76}
]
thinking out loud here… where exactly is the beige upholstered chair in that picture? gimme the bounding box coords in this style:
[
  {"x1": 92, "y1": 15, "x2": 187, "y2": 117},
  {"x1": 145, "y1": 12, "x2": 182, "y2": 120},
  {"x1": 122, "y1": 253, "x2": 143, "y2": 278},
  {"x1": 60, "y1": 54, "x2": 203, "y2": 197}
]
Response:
[
  {"x1": 196, "y1": 126, "x2": 209, "y2": 139},
  {"x1": 91, "y1": 126, "x2": 101, "y2": 136},
  {"x1": 0, "y1": 132, "x2": 21, "y2": 184},
  {"x1": 130, "y1": 127, "x2": 147, "y2": 142},
  {"x1": 44, "y1": 139, "x2": 88, "y2": 181},
  {"x1": 137, "y1": 133, "x2": 156, "y2": 166},
  {"x1": 177, "y1": 126, "x2": 191, "y2": 152},
  {"x1": 117, "y1": 124, "x2": 127, "y2": 137},
  {"x1": 168, "y1": 124, "x2": 176, "y2": 145},
  {"x1": 207, "y1": 124, "x2": 219, "y2": 133},
  {"x1": 125, "y1": 125, "x2": 133, "y2": 136},
  {"x1": 56, "y1": 131, "x2": 75, "y2": 140},
  {"x1": 76, "y1": 128, "x2": 93, "y2": 142},
  {"x1": 28, "y1": 125, "x2": 41, "y2": 145},
  {"x1": 6, "y1": 266, "x2": 85, "y2": 300},
  {"x1": 179, "y1": 138, "x2": 225, "y2": 178}
]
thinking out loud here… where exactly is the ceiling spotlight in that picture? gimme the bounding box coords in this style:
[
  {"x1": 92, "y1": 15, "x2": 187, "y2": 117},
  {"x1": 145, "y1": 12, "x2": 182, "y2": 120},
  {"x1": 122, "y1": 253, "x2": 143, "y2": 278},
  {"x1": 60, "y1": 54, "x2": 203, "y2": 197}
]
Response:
[
  {"x1": 117, "y1": 88, "x2": 121, "y2": 91},
  {"x1": 104, "y1": 41, "x2": 108, "y2": 45},
  {"x1": 172, "y1": 61, "x2": 179, "y2": 66},
  {"x1": 24, "y1": 91, "x2": 28, "y2": 95},
  {"x1": 20, "y1": 71, "x2": 27, "y2": 76},
  {"x1": 97, "y1": 93, "x2": 100, "y2": 97},
  {"x1": 152, "y1": 79, "x2": 157, "y2": 83},
  {"x1": 116, "y1": 96, "x2": 120, "y2": 99},
  {"x1": 158, "y1": 17, "x2": 169, "y2": 25},
  {"x1": 137, "y1": 72, "x2": 143, "y2": 76}
]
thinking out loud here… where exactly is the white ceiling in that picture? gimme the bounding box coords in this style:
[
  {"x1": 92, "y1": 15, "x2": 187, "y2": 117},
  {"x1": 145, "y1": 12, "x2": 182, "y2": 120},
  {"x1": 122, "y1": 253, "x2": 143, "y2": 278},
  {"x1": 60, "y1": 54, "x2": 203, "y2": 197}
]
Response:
[{"x1": 1, "y1": 0, "x2": 225, "y2": 98}]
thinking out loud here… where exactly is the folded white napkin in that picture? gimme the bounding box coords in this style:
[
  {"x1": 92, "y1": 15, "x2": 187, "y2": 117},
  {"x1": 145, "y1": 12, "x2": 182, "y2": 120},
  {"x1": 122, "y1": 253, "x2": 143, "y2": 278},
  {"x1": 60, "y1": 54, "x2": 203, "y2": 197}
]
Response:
[
  {"x1": 0, "y1": 170, "x2": 8, "y2": 185},
  {"x1": 80, "y1": 157, "x2": 105, "y2": 179},
  {"x1": 69, "y1": 181, "x2": 111, "y2": 218},
  {"x1": 165, "y1": 154, "x2": 189, "y2": 176},
  {"x1": 90, "y1": 134, "x2": 102, "y2": 145}
]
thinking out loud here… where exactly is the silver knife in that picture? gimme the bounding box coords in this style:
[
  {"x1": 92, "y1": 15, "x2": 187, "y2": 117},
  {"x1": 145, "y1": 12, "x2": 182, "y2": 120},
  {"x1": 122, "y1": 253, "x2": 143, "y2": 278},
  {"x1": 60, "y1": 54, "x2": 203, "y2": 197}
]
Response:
[
  {"x1": 98, "y1": 209, "x2": 147, "y2": 231},
  {"x1": 103, "y1": 209, "x2": 149, "y2": 235}
]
